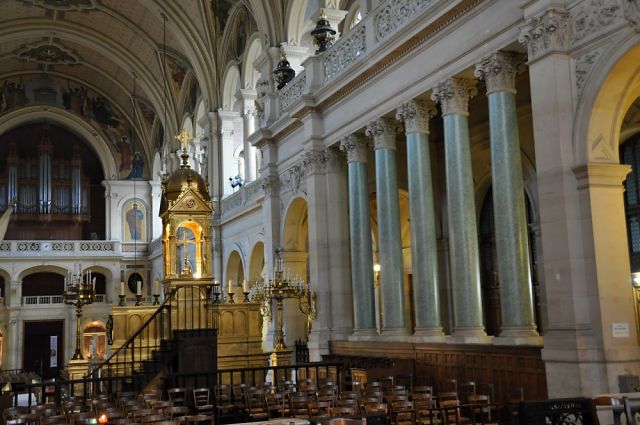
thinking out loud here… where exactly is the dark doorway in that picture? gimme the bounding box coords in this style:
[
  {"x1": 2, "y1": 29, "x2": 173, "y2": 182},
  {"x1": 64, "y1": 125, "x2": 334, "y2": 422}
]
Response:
[{"x1": 23, "y1": 321, "x2": 64, "y2": 380}]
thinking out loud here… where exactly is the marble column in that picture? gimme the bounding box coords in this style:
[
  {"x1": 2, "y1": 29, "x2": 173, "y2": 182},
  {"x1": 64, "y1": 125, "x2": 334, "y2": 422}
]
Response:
[
  {"x1": 475, "y1": 52, "x2": 540, "y2": 343},
  {"x1": 339, "y1": 135, "x2": 377, "y2": 337},
  {"x1": 365, "y1": 118, "x2": 408, "y2": 335},
  {"x1": 431, "y1": 78, "x2": 489, "y2": 342},
  {"x1": 240, "y1": 88, "x2": 258, "y2": 182},
  {"x1": 396, "y1": 100, "x2": 444, "y2": 339}
]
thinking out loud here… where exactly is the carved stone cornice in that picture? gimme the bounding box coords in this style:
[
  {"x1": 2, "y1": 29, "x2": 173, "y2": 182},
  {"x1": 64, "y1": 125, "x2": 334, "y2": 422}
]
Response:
[
  {"x1": 624, "y1": 0, "x2": 640, "y2": 31},
  {"x1": 395, "y1": 100, "x2": 437, "y2": 134},
  {"x1": 365, "y1": 118, "x2": 401, "y2": 150},
  {"x1": 260, "y1": 175, "x2": 279, "y2": 196},
  {"x1": 518, "y1": 8, "x2": 570, "y2": 62},
  {"x1": 474, "y1": 52, "x2": 526, "y2": 95},
  {"x1": 339, "y1": 134, "x2": 371, "y2": 163},
  {"x1": 21, "y1": 0, "x2": 97, "y2": 11},
  {"x1": 324, "y1": 147, "x2": 346, "y2": 172},
  {"x1": 302, "y1": 150, "x2": 327, "y2": 176},
  {"x1": 281, "y1": 163, "x2": 305, "y2": 194},
  {"x1": 430, "y1": 78, "x2": 477, "y2": 116}
]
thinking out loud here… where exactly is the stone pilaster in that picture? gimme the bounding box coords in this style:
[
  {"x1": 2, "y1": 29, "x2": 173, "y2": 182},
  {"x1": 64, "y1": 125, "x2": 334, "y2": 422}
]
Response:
[
  {"x1": 432, "y1": 78, "x2": 489, "y2": 342},
  {"x1": 396, "y1": 100, "x2": 444, "y2": 340},
  {"x1": 475, "y1": 52, "x2": 541, "y2": 344},
  {"x1": 365, "y1": 117, "x2": 408, "y2": 336}
]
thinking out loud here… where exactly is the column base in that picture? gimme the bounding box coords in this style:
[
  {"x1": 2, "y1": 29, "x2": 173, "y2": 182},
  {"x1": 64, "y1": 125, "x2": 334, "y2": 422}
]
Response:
[
  {"x1": 380, "y1": 327, "x2": 412, "y2": 341},
  {"x1": 270, "y1": 348, "x2": 293, "y2": 367},
  {"x1": 413, "y1": 327, "x2": 445, "y2": 338},
  {"x1": 495, "y1": 326, "x2": 542, "y2": 346},
  {"x1": 349, "y1": 329, "x2": 380, "y2": 341},
  {"x1": 411, "y1": 334, "x2": 448, "y2": 343},
  {"x1": 450, "y1": 327, "x2": 492, "y2": 344}
]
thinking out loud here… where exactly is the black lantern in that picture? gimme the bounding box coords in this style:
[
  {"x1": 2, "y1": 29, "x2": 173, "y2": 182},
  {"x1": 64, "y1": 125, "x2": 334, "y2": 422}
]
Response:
[
  {"x1": 273, "y1": 54, "x2": 296, "y2": 90},
  {"x1": 311, "y1": 15, "x2": 336, "y2": 54}
]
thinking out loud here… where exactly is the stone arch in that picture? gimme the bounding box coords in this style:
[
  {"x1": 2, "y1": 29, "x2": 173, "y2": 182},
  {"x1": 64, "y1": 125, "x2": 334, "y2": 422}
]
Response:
[
  {"x1": 243, "y1": 34, "x2": 264, "y2": 90},
  {"x1": 248, "y1": 241, "x2": 265, "y2": 282},
  {"x1": 283, "y1": 197, "x2": 309, "y2": 252},
  {"x1": 0, "y1": 106, "x2": 118, "y2": 179},
  {"x1": 285, "y1": 0, "x2": 311, "y2": 46},
  {"x1": 225, "y1": 250, "x2": 245, "y2": 290},
  {"x1": 222, "y1": 65, "x2": 241, "y2": 112},
  {"x1": 578, "y1": 34, "x2": 640, "y2": 164}
]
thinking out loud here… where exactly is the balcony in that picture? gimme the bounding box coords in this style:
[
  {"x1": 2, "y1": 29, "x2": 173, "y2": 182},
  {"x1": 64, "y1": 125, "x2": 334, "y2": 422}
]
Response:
[{"x1": 0, "y1": 240, "x2": 123, "y2": 258}]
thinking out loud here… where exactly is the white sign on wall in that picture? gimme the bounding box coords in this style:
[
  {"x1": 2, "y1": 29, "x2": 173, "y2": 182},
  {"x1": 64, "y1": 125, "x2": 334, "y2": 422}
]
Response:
[{"x1": 612, "y1": 322, "x2": 630, "y2": 338}]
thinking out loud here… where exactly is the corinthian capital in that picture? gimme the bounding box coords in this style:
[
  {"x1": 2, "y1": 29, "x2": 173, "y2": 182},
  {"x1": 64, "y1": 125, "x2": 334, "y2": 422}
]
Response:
[
  {"x1": 365, "y1": 117, "x2": 401, "y2": 150},
  {"x1": 339, "y1": 134, "x2": 371, "y2": 163},
  {"x1": 430, "y1": 78, "x2": 477, "y2": 116},
  {"x1": 518, "y1": 8, "x2": 570, "y2": 62},
  {"x1": 396, "y1": 99, "x2": 437, "y2": 134},
  {"x1": 474, "y1": 52, "x2": 526, "y2": 94}
]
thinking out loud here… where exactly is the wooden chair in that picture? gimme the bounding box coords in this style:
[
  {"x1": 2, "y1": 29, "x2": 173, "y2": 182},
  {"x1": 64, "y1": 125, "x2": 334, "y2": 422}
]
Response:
[
  {"x1": 142, "y1": 414, "x2": 170, "y2": 423},
  {"x1": 164, "y1": 406, "x2": 189, "y2": 420},
  {"x1": 467, "y1": 394, "x2": 496, "y2": 425},
  {"x1": 184, "y1": 415, "x2": 213, "y2": 425},
  {"x1": 192, "y1": 388, "x2": 213, "y2": 416},
  {"x1": 442, "y1": 379, "x2": 457, "y2": 393},
  {"x1": 459, "y1": 381, "x2": 476, "y2": 403},
  {"x1": 308, "y1": 400, "x2": 332, "y2": 417},
  {"x1": 245, "y1": 389, "x2": 269, "y2": 421},
  {"x1": 330, "y1": 406, "x2": 356, "y2": 416},
  {"x1": 167, "y1": 388, "x2": 187, "y2": 407},
  {"x1": 412, "y1": 386, "x2": 433, "y2": 397},
  {"x1": 266, "y1": 392, "x2": 290, "y2": 418},
  {"x1": 150, "y1": 400, "x2": 173, "y2": 411},
  {"x1": 214, "y1": 385, "x2": 234, "y2": 417},
  {"x1": 321, "y1": 419, "x2": 361, "y2": 425},
  {"x1": 414, "y1": 399, "x2": 438, "y2": 425},
  {"x1": 364, "y1": 402, "x2": 388, "y2": 414},
  {"x1": 439, "y1": 400, "x2": 467, "y2": 425},
  {"x1": 290, "y1": 394, "x2": 310, "y2": 418},
  {"x1": 39, "y1": 415, "x2": 67, "y2": 425},
  {"x1": 391, "y1": 400, "x2": 415, "y2": 425},
  {"x1": 437, "y1": 392, "x2": 459, "y2": 403}
]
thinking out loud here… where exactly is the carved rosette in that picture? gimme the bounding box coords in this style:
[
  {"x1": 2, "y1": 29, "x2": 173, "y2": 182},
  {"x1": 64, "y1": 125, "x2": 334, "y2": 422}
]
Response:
[
  {"x1": 430, "y1": 78, "x2": 477, "y2": 116},
  {"x1": 518, "y1": 9, "x2": 570, "y2": 61},
  {"x1": 395, "y1": 99, "x2": 437, "y2": 134},
  {"x1": 14, "y1": 41, "x2": 80, "y2": 65},
  {"x1": 339, "y1": 134, "x2": 371, "y2": 163},
  {"x1": 366, "y1": 118, "x2": 401, "y2": 150},
  {"x1": 474, "y1": 52, "x2": 525, "y2": 94}
]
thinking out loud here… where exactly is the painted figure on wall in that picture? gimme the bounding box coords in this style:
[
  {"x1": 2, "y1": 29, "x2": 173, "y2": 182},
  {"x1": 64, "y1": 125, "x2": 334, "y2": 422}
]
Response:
[
  {"x1": 124, "y1": 200, "x2": 145, "y2": 242},
  {"x1": 127, "y1": 152, "x2": 144, "y2": 179}
]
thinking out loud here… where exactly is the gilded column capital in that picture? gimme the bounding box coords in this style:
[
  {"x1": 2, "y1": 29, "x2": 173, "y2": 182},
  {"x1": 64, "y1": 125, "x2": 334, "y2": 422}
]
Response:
[
  {"x1": 365, "y1": 117, "x2": 401, "y2": 150},
  {"x1": 518, "y1": 8, "x2": 570, "y2": 62},
  {"x1": 339, "y1": 134, "x2": 371, "y2": 163},
  {"x1": 396, "y1": 99, "x2": 437, "y2": 134},
  {"x1": 474, "y1": 52, "x2": 526, "y2": 95},
  {"x1": 431, "y1": 78, "x2": 477, "y2": 116}
]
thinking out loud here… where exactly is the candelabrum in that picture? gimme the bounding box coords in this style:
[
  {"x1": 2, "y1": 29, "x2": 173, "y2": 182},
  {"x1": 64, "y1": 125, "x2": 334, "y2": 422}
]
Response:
[
  {"x1": 252, "y1": 261, "x2": 317, "y2": 351},
  {"x1": 64, "y1": 270, "x2": 96, "y2": 360}
]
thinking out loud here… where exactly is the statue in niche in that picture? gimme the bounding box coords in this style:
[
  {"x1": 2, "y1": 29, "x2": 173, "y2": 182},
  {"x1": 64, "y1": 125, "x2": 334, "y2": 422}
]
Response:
[{"x1": 177, "y1": 227, "x2": 196, "y2": 276}]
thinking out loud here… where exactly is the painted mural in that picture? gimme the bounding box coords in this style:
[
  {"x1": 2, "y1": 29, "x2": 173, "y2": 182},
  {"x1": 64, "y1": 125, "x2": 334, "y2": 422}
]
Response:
[{"x1": 0, "y1": 75, "x2": 148, "y2": 180}]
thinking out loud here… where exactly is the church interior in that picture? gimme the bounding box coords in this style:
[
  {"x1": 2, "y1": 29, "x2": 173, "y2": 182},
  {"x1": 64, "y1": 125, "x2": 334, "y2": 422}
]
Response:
[{"x1": 2, "y1": 0, "x2": 640, "y2": 422}]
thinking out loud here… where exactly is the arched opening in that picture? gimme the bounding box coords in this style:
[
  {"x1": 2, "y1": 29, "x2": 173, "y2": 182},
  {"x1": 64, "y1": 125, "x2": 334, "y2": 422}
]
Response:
[
  {"x1": 0, "y1": 122, "x2": 105, "y2": 240},
  {"x1": 282, "y1": 197, "x2": 310, "y2": 342},
  {"x1": 248, "y1": 241, "x2": 265, "y2": 283},
  {"x1": 82, "y1": 321, "x2": 106, "y2": 361},
  {"x1": 225, "y1": 250, "x2": 245, "y2": 292}
]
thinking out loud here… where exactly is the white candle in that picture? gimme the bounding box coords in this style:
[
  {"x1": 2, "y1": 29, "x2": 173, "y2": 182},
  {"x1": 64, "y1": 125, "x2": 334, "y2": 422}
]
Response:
[
  {"x1": 228, "y1": 279, "x2": 233, "y2": 293},
  {"x1": 120, "y1": 281, "x2": 125, "y2": 296},
  {"x1": 136, "y1": 281, "x2": 141, "y2": 296},
  {"x1": 92, "y1": 277, "x2": 96, "y2": 290},
  {"x1": 154, "y1": 278, "x2": 160, "y2": 295},
  {"x1": 243, "y1": 280, "x2": 248, "y2": 292}
]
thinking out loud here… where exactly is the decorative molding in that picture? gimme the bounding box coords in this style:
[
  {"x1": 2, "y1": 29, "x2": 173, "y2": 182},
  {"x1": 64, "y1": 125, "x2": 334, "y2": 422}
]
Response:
[
  {"x1": 395, "y1": 99, "x2": 437, "y2": 134},
  {"x1": 80, "y1": 242, "x2": 115, "y2": 251},
  {"x1": 431, "y1": 78, "x2": 477, "y2": 116},
  {"x1": 365, "y1": 117, "x2": 401, "y2": 150},
  {"x1": 324, "y1": 25, "x2": 366, "y2": 82},
  {"x1": 571, "y1": 0, "x2": 623, "y2": 44},
  {"x1": 575, "y1": 45, "x2": 606, "y2": 97},
  {"x1": 589, "y1": 133, "x2": 617, "y2": 162},
  {"x1": 624, "y1": 0, "x2": 640, "y2": 31},
  {"x1": 474, "y1": 52, "x2": 525, "y2": 95},
  {"x1": 280, "y1": 163, "x2": 306, "y2": 195},
  {"x1": 279, "y1": 73, "x2": 307, "y2": 112},
  {"x1": 374, "y1": 0, "x2": 437, "y2": 42},
  {"x1": 14, "y1": 40, "x2": 80, "y2": 66},
  {"x1": 325, "y1": 146, "x2": 346, "y2": 172},
  {"x1": 340, "y1": 134, "x2": 371, "y2": 163},
  {"x1": 519, "y1": 9, "x2": 570, "y2": 61},
  {"x1": 21, "y1": 0, "x2": 97, "y2": 11},
  {"x1": 302, "y1": 150, "x2": 327, "y2": 176}
]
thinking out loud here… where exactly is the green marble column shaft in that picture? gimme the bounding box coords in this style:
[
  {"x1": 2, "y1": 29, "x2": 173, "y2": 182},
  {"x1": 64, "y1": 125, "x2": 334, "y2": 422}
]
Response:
[
  {"x1": 432, "y1": 78, "x2": 487, "y2": 338},
  {"x1": 340, "y1": 135, "x2": 377, "y2": 335},
  {"x1": 396, "y1": 100, "x2": 443, "y2": 337},
  {"x1": 366, "y1": 118, "x2": 407, "y2": 334},
  {"x1": 476, "y1": 52, "x2": 538, "y2": 337}
]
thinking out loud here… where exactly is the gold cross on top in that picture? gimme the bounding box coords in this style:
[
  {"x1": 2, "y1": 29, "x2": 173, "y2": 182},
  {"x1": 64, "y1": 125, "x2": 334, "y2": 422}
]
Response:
[{"x1": 175, "y1": 129, "x2": 193, "y2": 151}]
